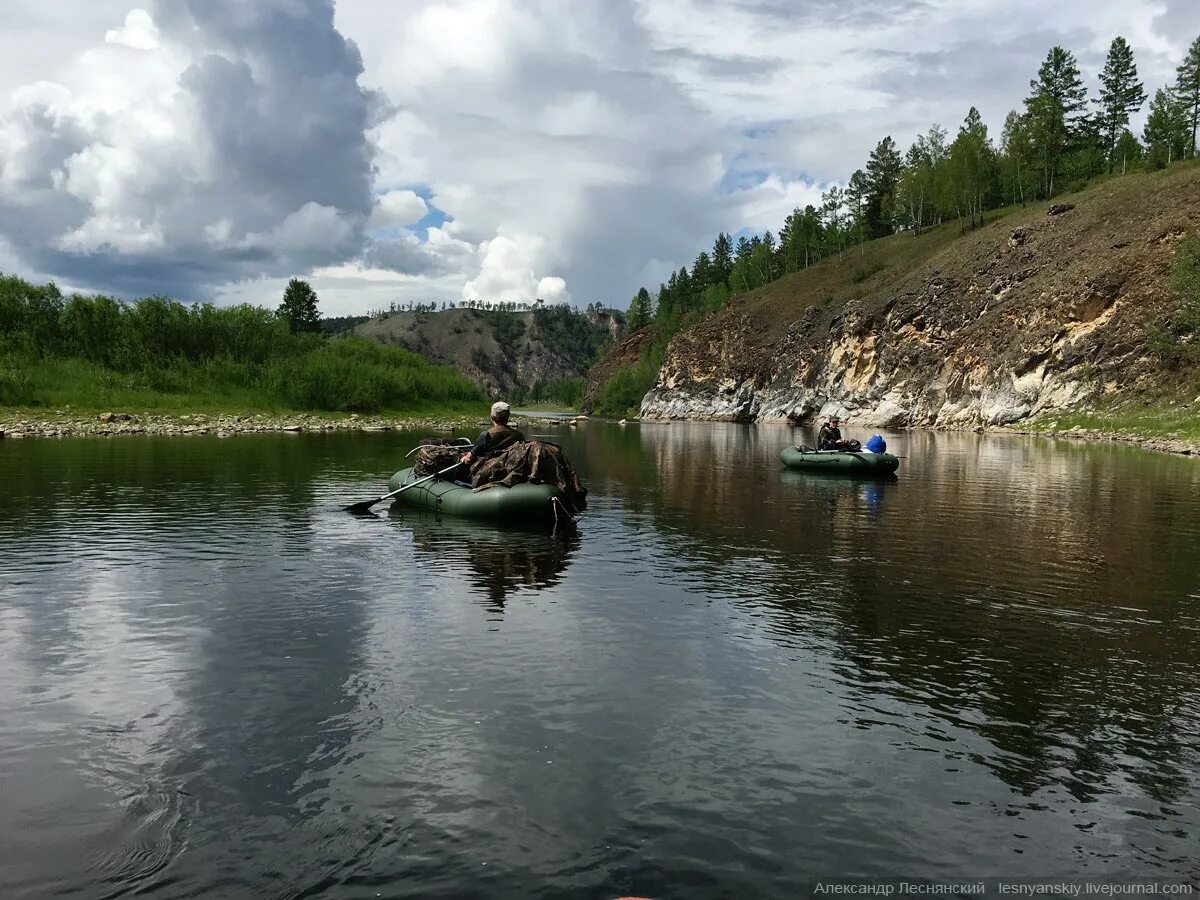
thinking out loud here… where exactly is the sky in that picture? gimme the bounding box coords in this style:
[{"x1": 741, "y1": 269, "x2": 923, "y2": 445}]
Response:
[{"x1": 1, "y1": 0, "x2": 1198, "y2": 316}]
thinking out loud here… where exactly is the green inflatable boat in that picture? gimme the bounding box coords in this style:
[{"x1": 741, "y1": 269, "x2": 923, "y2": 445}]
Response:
[
  {"x1": 386, "y1": 467, "x2": 574, "y2": 527},
  {"x1": 780, "y1": 445, "x2": 900, "y2": 473}
]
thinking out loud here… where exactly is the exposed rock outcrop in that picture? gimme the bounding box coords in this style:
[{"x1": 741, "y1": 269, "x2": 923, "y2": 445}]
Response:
[{"x1": 635, "y1": 167, "x2": 1199, "y2": 427}]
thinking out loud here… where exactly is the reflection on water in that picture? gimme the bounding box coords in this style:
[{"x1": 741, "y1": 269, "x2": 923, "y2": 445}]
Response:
[
  {"x1": 1, "y1": 424, "x2": 1198, "y2": 897},
  {"x1": 388, "y1": 510, "x2": 579, "y2": 613}
]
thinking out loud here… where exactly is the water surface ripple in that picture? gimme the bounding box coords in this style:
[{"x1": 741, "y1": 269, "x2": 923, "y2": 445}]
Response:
[{"x1": 1, "y1": 424, "x2": 1198, "y2": 897}]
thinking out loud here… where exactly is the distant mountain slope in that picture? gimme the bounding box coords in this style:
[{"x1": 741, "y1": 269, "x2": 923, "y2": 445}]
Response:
[{"x1": 352, "y1": 305, "x2": 624, "y2": 397}]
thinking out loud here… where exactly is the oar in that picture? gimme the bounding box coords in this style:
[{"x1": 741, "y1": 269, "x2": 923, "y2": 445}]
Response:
[{"x1": 344, "y1": 462, "x2": 462, "y2": 514}]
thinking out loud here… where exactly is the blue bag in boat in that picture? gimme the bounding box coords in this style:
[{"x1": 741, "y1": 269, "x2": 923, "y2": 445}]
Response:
[{"x1": 864, "y1": 434, "x2": 886, "y2": 454}]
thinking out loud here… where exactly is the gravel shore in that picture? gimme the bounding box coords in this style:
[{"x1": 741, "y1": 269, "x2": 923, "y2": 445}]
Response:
[
  {"x1": 0, "y1": 411, "x2": 482, "y2": 439},
  {"x1": 997, "y1": 425, "x2": 1198, "y2": 456}
]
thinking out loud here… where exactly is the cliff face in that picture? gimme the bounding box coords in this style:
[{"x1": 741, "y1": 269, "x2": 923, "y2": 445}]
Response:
[
  {"x1": 637, "y1": 166, "x2": 1199, "y2": 426},
  {"x1": 353, "y1": 307, "x2": 623, "y2": 396}
]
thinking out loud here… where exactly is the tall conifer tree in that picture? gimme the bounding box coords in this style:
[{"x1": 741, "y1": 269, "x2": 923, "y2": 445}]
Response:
[
  {"x1": 1096, "y1": 36, "x2": 1146, "y2": 172},
  {"x1": 1025, "y1": 46, "x2": 1087, "y2": 196},
  {"x1": 1175, "y1": 34, "x2": 1200, "y2": 158},
  {"x1": 864, "y1": 136, "x2": 903, "y2": 238}
]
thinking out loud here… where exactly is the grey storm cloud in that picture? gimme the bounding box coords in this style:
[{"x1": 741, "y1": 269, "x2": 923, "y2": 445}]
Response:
[
  {"x1": 0, "y1": 0, "x2": 377, "y2": 300},
  {"x1": 365, "y1": 236, "x2": 467, "y2": 278}
]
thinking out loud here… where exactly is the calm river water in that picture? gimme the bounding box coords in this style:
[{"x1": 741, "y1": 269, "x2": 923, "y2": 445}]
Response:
[{"x1": 1, "y1": 422, "x2": 1198, "y2": 898}]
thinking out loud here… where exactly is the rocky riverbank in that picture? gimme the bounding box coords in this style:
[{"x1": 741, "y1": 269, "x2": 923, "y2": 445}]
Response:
[
  {"x1": 0, "y1": 411, "x2": 483, "y2": 439},
  {"x1": 999, "y1": 424, "x2": 1198, "y2": 456},
  {"x1": 609, "y1": 166, "x2": 1200, "y2": 450}
]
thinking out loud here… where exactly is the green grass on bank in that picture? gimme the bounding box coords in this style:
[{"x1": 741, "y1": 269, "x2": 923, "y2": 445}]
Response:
[
  {"x1": 0, "y1": 274, "x2": 487, "y2": 416},
  {"x1": 2, "y1": 352, "x2": 487, "y2": 422},
  {"x1": 1031, "y1": 402, "x2": 1200, "y2": 442},
  {"x1": 0, "y1": 344, "x2": 485, "y2": 417}
]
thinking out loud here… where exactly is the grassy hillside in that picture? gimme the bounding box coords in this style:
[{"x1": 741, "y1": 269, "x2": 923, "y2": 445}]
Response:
[
  {"x1": 586, "y1": 213, "x2": 1022, "y2": 417},
  {"x1": 587, "y1": 160, "x2": 1200, "y2": 425}
]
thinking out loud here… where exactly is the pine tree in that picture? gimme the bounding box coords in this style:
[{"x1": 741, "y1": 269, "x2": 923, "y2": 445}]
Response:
[
  {"x1": 821, "y1": 186, "x2": 846, "y2": 254},
  {"x1": 711, "y1": 233, "x2": 733, "y2": 286},
  {"x1": 735, "y1": 235, "x2": 752, "y2": 263},
  {"x1": 864, "y1": 136, "x2": 903, "y2": 238},
  {"x1": 277, "y1": 278, "x2": 321, "y2": 333},
  {"x1": 1144, "y1": 87, "x2": 1190, "y2": 168},
  {"x1": 1175, "y1": 34, "x2": 1200, "y2": 158},
  {"x1": 757, "y1": 231, "x2": 777, "y2": 283},
  {"x1": 1025, "y1": 46, "x2": 1088, "y2": 196},
  {"x1": 1096, "y1": 36, "x2": 1146, "y2": 172},
  {"x1": 674, "y1": 267, "x2": 693, "y2": 315},
  {"x1": 691, "y1": 251, "x2": 712, "y2": 293},
  {"x1": 627, "y1": 287, "x2": 653, "y2": 330},
  {"x1": 845, "y1": 168, "x2": 871, "y2": 246}
]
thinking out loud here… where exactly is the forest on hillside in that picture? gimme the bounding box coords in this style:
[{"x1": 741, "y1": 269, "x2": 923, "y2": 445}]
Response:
[{"x1": 626, "y1": 35, "x2": 1200, "y2": 337}]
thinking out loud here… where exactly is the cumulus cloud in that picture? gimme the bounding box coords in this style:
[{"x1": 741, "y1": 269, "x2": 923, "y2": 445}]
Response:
[
  {"x1": 105, "y1": 8, "x2": 160, "y2": 50},
  {"x1": 372, "y1": 190, "x2": 428, "y2": 229},
  {"x1": 0, "y1": 0, "x2": 376, "y2": 298},
  {"x1": 462, "y1": 233, "x2": 571, "y2": 303}
]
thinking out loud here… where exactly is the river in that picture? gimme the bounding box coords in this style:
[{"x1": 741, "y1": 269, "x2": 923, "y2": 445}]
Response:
[{"x1": 1, "y1": 422, "x2": 1198, "y2": 898}]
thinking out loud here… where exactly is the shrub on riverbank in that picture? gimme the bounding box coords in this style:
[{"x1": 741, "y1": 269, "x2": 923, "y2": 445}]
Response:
[
  {"x1": 594, "y1": 352, "x2": 661, "y2": 417},
  {"x1": 0, "y1": 275, "x2": 484, "y2": 413}
]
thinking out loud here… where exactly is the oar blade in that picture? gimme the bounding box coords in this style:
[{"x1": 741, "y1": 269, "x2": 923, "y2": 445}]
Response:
[{"x1": 343, "y1": 497, "x2": 383, "y2": 514}]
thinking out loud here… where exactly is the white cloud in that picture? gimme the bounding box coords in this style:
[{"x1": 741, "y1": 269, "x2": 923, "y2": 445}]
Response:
[
  {"x1": 735, "y1": 175, "x2": 829, "y2": 236},
  {"x1": 462, "y1": 233, "x2": 567, "y2": 303},
  {"x1": 535, "y1": 275, "x2": 570, "y2": 304},
  {"x1": 371, "y1": 189, "x2": 428, "y2": 229},
  {"x1": 58, "y1": 213, "x2": 165, "y2": 253},
  {"x1": 104, "y1": 8, "x2": 160, "y2": 50}
]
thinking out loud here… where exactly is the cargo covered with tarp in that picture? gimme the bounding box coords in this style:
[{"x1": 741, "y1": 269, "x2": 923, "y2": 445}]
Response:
[
  {"x1": 470, "y1": 441, "x2": 587, "y2": 516},
  {"x1": 413, "y1": 438, "x2": 467, "y2": 477}
]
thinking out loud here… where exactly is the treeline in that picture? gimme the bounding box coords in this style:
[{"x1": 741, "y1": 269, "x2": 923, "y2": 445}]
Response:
[
  {"x1": 508, "y1": 377, "x2": 585, "y2": 407},
  {"x1": 627, "y1": 34, "x2": 1200, "y2": 334},
  {"x1": 0, "y1": 275, "x2": 483, "y2": 412},
  {"x1": 366, "y1": 299, "x2": 618, "y2": 317},
  {"x1": 321, "y1": 315, "x2": 369, "y2": 335}
]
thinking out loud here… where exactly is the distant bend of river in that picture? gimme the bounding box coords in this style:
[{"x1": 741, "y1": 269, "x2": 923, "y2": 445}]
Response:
[{"x1": 1, "y1": 423, "x2": 1198, "y2": 898}]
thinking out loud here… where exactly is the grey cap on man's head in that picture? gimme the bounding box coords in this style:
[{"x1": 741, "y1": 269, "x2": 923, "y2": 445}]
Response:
[{"x1": 490, "y1": 401, "x2": 511, "y2": 418}]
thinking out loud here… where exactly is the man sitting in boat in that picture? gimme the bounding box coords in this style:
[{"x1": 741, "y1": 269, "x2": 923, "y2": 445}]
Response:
[
  {"x1": 818, "y1": 415, "x2": 847, "y2": 450},
  {"x1": 461, "y1": 401, "x2": 527, "y2": 467}
]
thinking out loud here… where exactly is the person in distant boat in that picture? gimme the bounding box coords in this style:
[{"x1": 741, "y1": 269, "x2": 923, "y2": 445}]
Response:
[
  {"x1": 461, "y1": 401, "x2": 527, "y2": 467},
  {"x1": 817, "y1": 415, "x2": 845, "y2": 450}
]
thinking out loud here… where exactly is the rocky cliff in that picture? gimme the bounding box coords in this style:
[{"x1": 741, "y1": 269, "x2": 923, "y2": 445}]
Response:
[
  {"x1": 633, "y1": 165, "x2": 1199, "y2": 426},
  {"x1": 353, "y1": 306, "x2": 623, "y2": 396}
]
